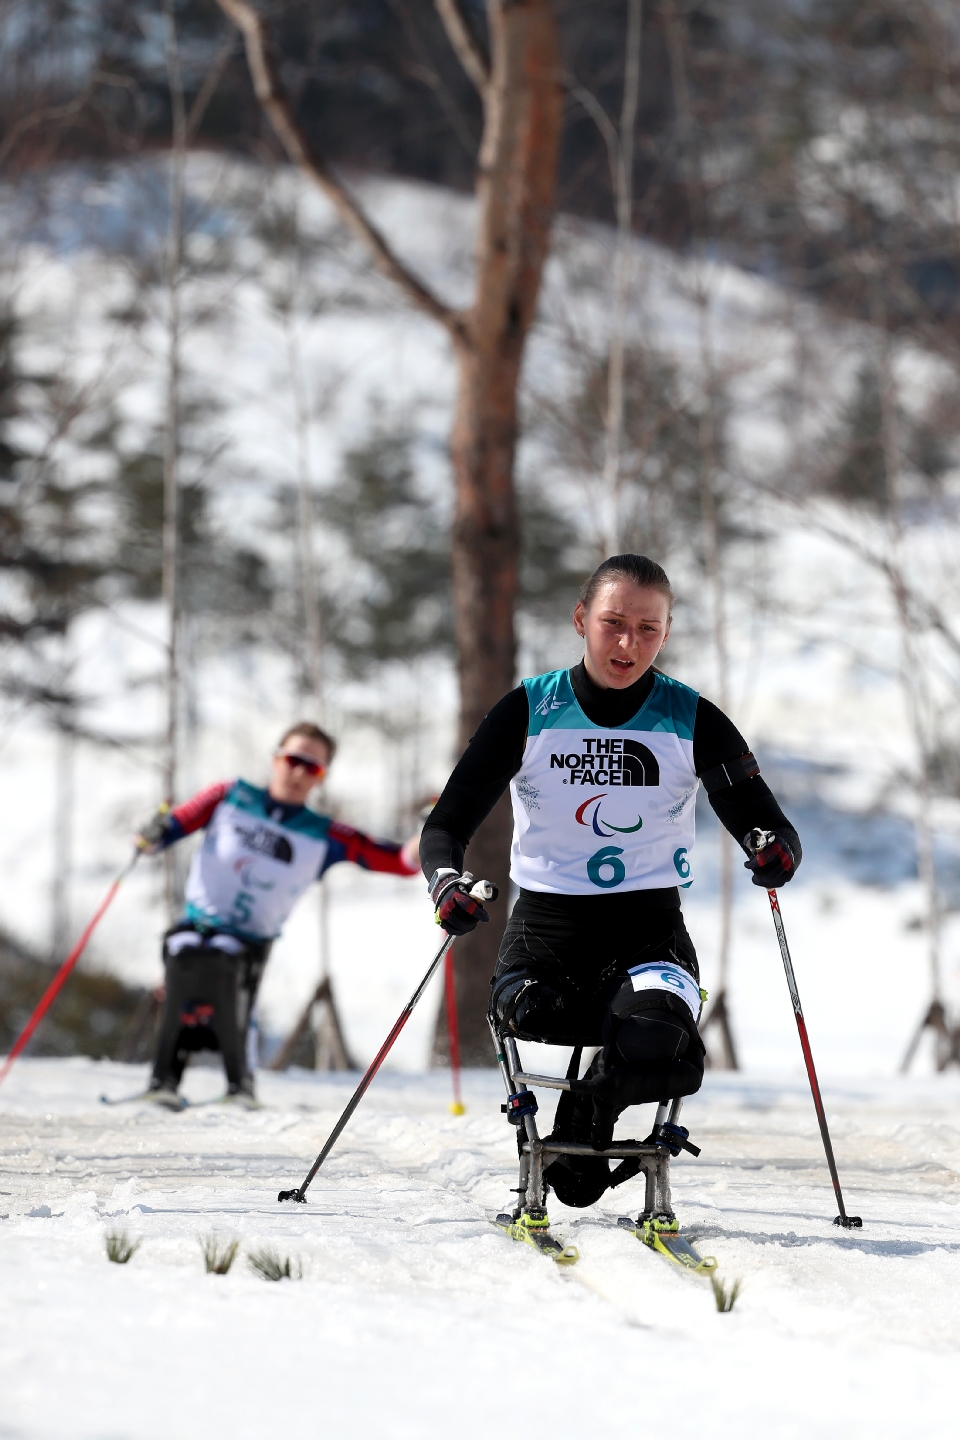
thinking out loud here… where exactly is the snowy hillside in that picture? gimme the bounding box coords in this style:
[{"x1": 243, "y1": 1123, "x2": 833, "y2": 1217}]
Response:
[{"x1": 3, "y1": 157, "x2": 960, "y2": 1072}]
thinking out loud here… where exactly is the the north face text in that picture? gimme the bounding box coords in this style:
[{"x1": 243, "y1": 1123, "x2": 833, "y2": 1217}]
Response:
[
  {"x1": 549, "y1": 738, "x2": 661, "y2": 786},
  {"x1": 232, "y1": 824, "x2": 294, "y2": 863}
]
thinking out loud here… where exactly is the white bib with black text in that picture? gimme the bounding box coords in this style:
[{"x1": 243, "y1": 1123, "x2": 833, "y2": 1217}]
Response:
[
  {"x1": 508, "y1": 669, "x2": 699, "y2": 896},
  {"x1": 183, "y1": 781, "x2": 331, "y2": 940}
]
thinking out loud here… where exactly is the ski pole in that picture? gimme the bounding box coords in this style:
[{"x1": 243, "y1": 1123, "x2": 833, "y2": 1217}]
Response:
[
  {"x1": 748, "y1": 829, "x2": 861, "y2": 1229},
  {"x1": 444, "y1": 949, "x2": 465, "y2": 1115},
  {"x1": 279, "y1": 876, "x2": 496, "y2": 1202},
  {"x1": 0, "y1": 848, "x2": 141, "y2": 1090}
]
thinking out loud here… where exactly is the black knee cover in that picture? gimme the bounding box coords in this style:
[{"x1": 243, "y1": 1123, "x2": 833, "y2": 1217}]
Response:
[
  {"x1": 490, "y1": 972, "x2": 573, "y2": 1042},
  {"x1": 602, "y1": 995, "x2": 704, "y2": 1104},
  {"x1": 583, "y1": 968, "x2": 706, "y2": 1147},
  {"x1": 615, "y1": 1011, "x2": 692, "y2": 1066}
]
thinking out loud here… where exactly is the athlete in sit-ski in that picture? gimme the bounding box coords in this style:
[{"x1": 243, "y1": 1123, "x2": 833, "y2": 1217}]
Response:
[
  {"x1": 137, "y1": 722, "x2": 419, "y2": 1108},
  {"x1": 420, "y1": 554, "x2": 801, "y2": 1207}
]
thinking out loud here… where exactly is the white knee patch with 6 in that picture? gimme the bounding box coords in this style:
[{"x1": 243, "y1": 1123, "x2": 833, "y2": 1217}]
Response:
[{"x1": 627, "y1": 961, "x2": 703, "y2": 1024}]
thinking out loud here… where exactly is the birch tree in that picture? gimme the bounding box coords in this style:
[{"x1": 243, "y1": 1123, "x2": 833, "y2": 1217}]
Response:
[{"x1": 214, "y1": 0, "x2": 562, "y2": 1061}]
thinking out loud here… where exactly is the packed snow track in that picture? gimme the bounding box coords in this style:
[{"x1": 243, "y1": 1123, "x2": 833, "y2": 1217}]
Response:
[{"x1": 1, "y1": 1059, "x2": 959, "y2": 1439}]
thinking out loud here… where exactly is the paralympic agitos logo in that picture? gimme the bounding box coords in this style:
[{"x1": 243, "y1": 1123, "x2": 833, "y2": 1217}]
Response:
[
  {"x1": 550, "y1": 737, "x2": 660, "y2": 787},
  {"x1": 576, "y1": 794, "x2": 642, "y2": 836}
]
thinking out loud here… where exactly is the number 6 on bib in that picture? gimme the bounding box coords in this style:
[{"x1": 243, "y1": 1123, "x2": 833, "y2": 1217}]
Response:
[{"x1": 587, "y1": 845, "x2": 626, "y2": 888}]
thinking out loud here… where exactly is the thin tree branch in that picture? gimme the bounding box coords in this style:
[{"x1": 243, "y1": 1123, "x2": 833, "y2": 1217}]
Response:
[
  {"x1": 434, "y1": 0, "x2": 490, "y2": 95},
  {"x1": 387, "y1": 0, "x2": 479, "y2": 159},
  {"x1": 0, "y1": 70, "x2": 143, "y2": 171},
  {"x1": 405, "y1": 59, "x2": 478, "y2": 156},
  {"x1": 757, "y1": 486, "x2": 960, "y2": 668},
  {"x1": 214, "y1": 0, "x2": 463, "y2": 339},
  {"x1": 0, "y1": 91, "x2": 90, "y2": 171},
  {"x1": 185, "y1": 30, "x2": 237, "y2": 144},
  {"x1": 563, "y1": 73, "x2": 619, "y2": 193}
]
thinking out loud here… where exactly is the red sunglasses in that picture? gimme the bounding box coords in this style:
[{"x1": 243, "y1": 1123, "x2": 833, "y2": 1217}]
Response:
[{"x1": 276, "y1": 751, "x2": 327, "y2": 777}]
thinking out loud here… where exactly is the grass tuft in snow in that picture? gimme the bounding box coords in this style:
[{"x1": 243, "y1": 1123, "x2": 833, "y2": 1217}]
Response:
[
  {"x1": 201, "y1": 1234, "x2": 240, "y2": 1275},
  {"x1": 710, "y1": 1273, "x2": 741, "y2": 1313},
  {"x1": 247, "y1": 1245, "x2": 303, "y2": 1282},
  {"x1": 105, "y1": 1230, "x2": 142, "y2": 1264}
]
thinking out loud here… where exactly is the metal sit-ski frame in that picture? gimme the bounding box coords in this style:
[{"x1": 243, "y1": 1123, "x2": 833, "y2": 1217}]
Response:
[{"x1": 489, "y1": 1019, "x2": 699, "y2": 1227}]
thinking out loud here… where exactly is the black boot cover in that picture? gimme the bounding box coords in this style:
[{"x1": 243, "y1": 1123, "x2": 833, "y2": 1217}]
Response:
[
  {"x1": 151, "y1": 945, "x2": 246, "y2": 1091},
  {"x1": 544, "y1": 1087, "x2": 611, "y2": 1208}
]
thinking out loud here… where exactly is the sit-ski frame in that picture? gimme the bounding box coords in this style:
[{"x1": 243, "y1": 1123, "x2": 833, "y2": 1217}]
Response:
[{"x1": 489, "y1": 1019, "x2": 689, "y2": 1225}]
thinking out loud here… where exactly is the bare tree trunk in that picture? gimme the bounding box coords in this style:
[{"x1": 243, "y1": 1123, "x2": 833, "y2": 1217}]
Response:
[
  {"x1": 869, "y1": 271, "x2": 943, "y2": 1055},
  {"x1": 284, "y1": 279, "x2": 324, "y2": 710},
  {"x1": 216, "y1": 0, "x2": 561, "y2": 1066},
  {"x1": 161, "y1": 0, "x2": 186, "y2": 923},
  {"x1": 696, "y1": 315, "x2": 737, "y2": 1067},
  {"x1": 664, "y1": 0, "x2": 738, "y2": 1067},
  {"x1": 51, "y1": 707, "x2": 75, "y2": 962},
  {"x1": 441, "y1": 0, "x2": 562, "y2": 1063},
  {"x1": 276, "y1": 205, "x2": 352, "y2": 1071},
  {"x1": 601, "y1": 0, "x2": 642, "y2": 556}
]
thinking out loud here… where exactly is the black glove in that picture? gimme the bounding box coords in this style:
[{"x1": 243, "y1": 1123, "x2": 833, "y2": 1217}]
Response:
[
  {"x1": 428, "y1": 869, "x2": 490, "y2": 937},
  {"x1": 743, "y1": 827, "x2": 800, "y2": 888},
  {"x1": 136, "y1": 804, "x2": 173, "y2": 854}
]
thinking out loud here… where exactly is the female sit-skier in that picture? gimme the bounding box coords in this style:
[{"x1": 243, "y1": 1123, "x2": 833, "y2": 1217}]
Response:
[
  {"x1": 137, "y1": 722, "x2": 420, "y2": 1107},
  {"x1": 420, "y1": 554, "x2": 801, "y2": 1207}
]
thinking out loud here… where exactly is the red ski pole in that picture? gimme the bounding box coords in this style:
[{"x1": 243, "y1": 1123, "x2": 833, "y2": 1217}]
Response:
[
  {"x1": 748, "y1": 830, "x2": 861, "y2": 1229},
  {"x1": 444, "y1": 949, "x2": 465, "y2": 1115},
  {"x1": 0, "y1": 849, "x2": 141, "y2": 1089}
]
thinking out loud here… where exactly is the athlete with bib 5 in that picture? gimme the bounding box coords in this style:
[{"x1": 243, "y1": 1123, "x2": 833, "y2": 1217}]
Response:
[
  {"x1": 421, "y1": 555, "x2": 800, "y2": 1207},
  {"x1": 137, "y1": 723, "x2": 420, "y2": 1108}
]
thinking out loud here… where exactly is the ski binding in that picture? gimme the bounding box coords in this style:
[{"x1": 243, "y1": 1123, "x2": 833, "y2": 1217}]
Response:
[{"x1": 494, "y1": 1210, "x2": 579, "y2": 1265}]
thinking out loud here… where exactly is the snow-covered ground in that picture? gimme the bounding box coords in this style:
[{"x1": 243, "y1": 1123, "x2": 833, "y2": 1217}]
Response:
[{"x1": 2, "y1": 1058, "x2": 960, "y2": 1439}]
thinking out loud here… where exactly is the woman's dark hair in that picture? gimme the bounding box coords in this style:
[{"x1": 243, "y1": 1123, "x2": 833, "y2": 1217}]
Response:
[
  {"x1": 278, "y1": 721, "x2": 337, "y2": 761},
  {"x1": 578, "y1": 554, "x2": 674, "y2": 614}
]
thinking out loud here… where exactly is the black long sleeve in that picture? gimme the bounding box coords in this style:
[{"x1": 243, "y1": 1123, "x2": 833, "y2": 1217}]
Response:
[
  {"x1": 420, "y1": 663, "x2": 798, "y2": 879},
  {"x1": 419, "y1": 686, "x2": 528, "y2": 878},
  {"x1": 691, "y1": 696, "x2": 796, "y2": 849}
]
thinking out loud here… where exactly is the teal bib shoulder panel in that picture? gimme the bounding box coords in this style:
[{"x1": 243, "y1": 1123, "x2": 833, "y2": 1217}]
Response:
[
  {"x1": 227, "y1": 780, "x2": 331, "y2": 840},
  {"x1": 523, "y1": 669, "x2": 698, "y2": 738}
]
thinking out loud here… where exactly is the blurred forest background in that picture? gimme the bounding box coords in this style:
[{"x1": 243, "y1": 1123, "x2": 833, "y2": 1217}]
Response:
[{"x1": 3, "y1": 0, "x2": 960, "y2": 1076}]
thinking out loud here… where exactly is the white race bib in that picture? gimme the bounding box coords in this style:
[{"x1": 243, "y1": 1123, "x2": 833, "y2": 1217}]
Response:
[
  {"x1": 183, "y1": 780, "x2": 330, "y2": 940},
  {"x1": 509, "y1": 669, "x2": 700, "y2": 896}
]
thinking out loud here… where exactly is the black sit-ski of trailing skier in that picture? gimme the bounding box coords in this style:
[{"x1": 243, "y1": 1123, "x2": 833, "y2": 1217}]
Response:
[{"x1": 420, "y1": 553, "x2": 801, "y2": 1262}]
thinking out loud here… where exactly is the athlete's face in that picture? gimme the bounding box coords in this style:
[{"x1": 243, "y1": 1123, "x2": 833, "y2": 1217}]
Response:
[
  {"x1": 268, "y1": 734, "x2": 332, "y2": 805},
  {"x1": 573, "y1": 581, "x2": 671, "y2": 689}
]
